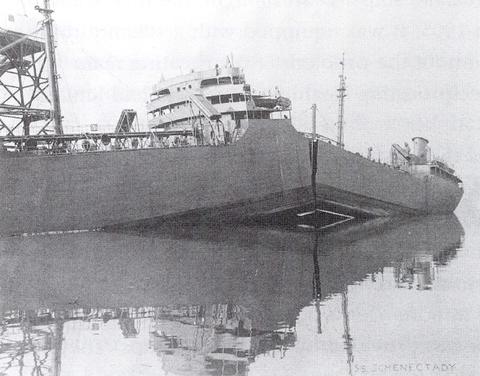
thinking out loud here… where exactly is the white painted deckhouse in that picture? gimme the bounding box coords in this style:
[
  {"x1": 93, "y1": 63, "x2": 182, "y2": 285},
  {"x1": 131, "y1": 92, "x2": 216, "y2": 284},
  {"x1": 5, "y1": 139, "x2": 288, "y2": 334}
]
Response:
[{"x1": 146, "y1": 63, "x2": 291, "y2": 143}]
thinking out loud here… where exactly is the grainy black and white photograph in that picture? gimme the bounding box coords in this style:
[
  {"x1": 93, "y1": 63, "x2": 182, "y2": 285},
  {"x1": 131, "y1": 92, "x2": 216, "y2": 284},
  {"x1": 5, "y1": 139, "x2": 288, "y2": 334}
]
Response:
[{"x1": 0, "y1": 0, "x2": 479, "y2": 375}]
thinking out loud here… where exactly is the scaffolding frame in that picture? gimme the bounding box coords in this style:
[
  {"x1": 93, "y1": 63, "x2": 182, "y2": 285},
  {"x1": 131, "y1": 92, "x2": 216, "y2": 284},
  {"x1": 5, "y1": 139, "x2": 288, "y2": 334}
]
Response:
[{"x1": 0, "y1": 28, "x2": 52, "y2": 136}]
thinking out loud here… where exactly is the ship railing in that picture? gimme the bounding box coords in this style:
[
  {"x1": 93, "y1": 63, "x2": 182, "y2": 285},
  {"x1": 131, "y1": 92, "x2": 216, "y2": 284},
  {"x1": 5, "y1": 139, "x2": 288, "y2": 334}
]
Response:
[
  {"x1": 302, "y1": 132, "x2": 412, "y2": 172},
  {"x1": 0, "y1": 130, "x2": 204, "y2": 154},
  {"x1": 428, "y1": 163, "x2": 463, "y2": 186},
  {"x1": 302, "y1": 132, "x2": 340, "y2": 146}
]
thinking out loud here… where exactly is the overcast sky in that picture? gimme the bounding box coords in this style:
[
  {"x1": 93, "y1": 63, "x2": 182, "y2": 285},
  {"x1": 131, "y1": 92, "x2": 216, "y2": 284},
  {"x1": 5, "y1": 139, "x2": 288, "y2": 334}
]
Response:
[{"x1": 2, "y1": 0, "x2": 479, "y2": 213}]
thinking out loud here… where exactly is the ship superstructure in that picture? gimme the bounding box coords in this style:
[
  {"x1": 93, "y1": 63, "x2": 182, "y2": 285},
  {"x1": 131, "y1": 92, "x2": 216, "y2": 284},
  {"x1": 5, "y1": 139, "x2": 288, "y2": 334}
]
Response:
[
  {"x1": 146, "y1": 63, "x2": 291, "y2": 144},
  {"x1": 391, "y1": 136, "x2": 463, "y2": 187}
]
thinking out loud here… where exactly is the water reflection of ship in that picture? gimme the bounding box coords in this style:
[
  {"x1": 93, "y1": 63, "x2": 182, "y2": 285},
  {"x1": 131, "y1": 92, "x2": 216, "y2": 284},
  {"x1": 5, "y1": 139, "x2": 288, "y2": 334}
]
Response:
[
  {"x1": 0, "y1": 215, "x2": 464, "y2": 375},
  {"x1": 308, "y1": 215, "x2": 463, "y2": 376},
  {"x1": 392, "y1": 245, "x2": 460, "y2": 290},
  {"x1": 0, "y1": 310, "x2": 63, "y2": 376},
  {"x1": 150, "y1": 304, "x2": 296, "y2": 375},
  {"x1": 0, "y1": 216, "x2": 464, "y2": 317},
  {"x1": 312, "y1": 232, "x2": 354, "y2": 376},
  {"x1": 0, "y1": 304, "x2": 295, "y2": 376}
]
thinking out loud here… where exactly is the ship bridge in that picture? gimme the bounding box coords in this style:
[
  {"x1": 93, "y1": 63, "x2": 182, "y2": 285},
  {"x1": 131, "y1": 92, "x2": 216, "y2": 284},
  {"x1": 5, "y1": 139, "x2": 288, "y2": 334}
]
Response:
[
  {"x1": 150, "y1": 66, "x2": 244, "y2": 99},
  {"x1": 146, "y1": 64, "x2": 292, "y2": 140}
]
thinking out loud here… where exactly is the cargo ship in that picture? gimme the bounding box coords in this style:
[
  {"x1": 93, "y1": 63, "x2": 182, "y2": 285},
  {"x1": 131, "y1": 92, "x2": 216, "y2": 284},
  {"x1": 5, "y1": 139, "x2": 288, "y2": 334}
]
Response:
[{"x1": 0, "y1": 2, "x2": 463, "y2": 236}]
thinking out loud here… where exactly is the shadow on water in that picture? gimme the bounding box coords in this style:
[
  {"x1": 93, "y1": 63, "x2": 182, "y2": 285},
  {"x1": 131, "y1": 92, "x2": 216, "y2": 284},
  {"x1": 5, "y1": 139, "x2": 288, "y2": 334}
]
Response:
[{"x1": 0, "y1": 215, "x2": 464, "y2": 375}]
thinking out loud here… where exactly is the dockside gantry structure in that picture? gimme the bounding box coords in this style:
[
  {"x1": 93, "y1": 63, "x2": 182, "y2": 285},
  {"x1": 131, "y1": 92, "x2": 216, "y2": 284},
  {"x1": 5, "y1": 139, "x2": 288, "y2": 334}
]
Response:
[{"x1": 0, "y1": 0, "x2": 61, "y2": 137}]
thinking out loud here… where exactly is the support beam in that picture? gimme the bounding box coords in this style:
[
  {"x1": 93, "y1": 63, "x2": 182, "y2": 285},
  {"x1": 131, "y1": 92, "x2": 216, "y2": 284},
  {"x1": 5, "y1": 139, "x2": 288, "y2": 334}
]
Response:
[
  {"x1": 36, "y1": 0, "x2": 63, "y2": 135},
  {"x1": 0, "y1": 28, "x2": 53, "y2": 136}
]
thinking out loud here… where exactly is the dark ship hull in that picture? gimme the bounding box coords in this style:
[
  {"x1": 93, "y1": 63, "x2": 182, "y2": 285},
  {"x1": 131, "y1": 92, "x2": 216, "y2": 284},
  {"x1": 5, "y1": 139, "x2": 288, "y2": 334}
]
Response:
[{"x1": 0, "y1": 119, "x2": 463, "y2": 235}]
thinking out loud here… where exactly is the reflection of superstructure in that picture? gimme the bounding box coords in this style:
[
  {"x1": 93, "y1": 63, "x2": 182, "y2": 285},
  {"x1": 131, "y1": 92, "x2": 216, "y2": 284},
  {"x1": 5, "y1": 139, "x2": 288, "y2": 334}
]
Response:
[
  {"x1": 151, "y1": 303, "x2": 296, "y2": 376},
  {"x1": 393, "y1": 244, "x2": 459, "y2": 290},
  {"x1": 0, "y1": 304, "x2": 295, "y2": 376}
]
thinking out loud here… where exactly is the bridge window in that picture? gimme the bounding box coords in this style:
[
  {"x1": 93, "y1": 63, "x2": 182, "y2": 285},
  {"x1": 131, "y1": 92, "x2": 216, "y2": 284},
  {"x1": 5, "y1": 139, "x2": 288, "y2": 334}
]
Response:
[
  {"x1": 153, "y1": 88, "x2": 170, "y2": 97},
  {"x1": 208, "y1": 95, "x2": 220, "y2": 104},
  {"x1": 232, "y1": 76, "x2": 245, "y2": 85},
  {"x1": 218, "y1": 76, "x2": 232, "y2": 85},
  {"x1": 232, "y1": 93, "x2": 245, "y2": 102},
  {"x1": 200, "y1": 78, "x2": 218, "y2": 88},
  {"x1": 248, "y1": 111, "x2": 262, "y2": 119},
  {"x1": 220, "y1": 94, "x2": 232, "y2": 104},
  {"x1": 200, "y1": 76, "x2": 233, "y2": 87}
]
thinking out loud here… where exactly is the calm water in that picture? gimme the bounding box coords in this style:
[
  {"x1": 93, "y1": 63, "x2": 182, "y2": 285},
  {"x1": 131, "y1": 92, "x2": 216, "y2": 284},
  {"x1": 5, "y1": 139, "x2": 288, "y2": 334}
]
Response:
[{"x1": 0, "y1": 214, "x2": 478, "y2": 376}]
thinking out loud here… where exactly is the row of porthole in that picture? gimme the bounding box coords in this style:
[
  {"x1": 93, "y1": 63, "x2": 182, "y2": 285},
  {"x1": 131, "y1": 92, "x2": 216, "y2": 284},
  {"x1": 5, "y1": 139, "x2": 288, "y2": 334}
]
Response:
[{"x1": 177, "y1": 85, "x2": 193, "y2": 92}]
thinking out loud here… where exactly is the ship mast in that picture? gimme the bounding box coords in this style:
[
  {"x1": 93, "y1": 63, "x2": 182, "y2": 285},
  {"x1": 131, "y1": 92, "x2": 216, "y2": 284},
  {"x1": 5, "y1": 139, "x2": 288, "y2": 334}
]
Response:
[
  {"x1": 336, "y1": 54, "x2": 346, "y2": 148},
  {"x1": 36, "y1": 0, "x2": 63, "y2": 135}
]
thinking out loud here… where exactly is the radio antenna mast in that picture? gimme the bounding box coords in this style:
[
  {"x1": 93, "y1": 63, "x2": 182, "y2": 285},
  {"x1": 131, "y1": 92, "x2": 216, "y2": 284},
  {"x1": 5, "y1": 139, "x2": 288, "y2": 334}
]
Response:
[
  {"x1": 36, "y1": 0, "x2": 63, "y2": 134},
  {"x1": 336, "y1": 53, "x2": 346, "y2": 148}
]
